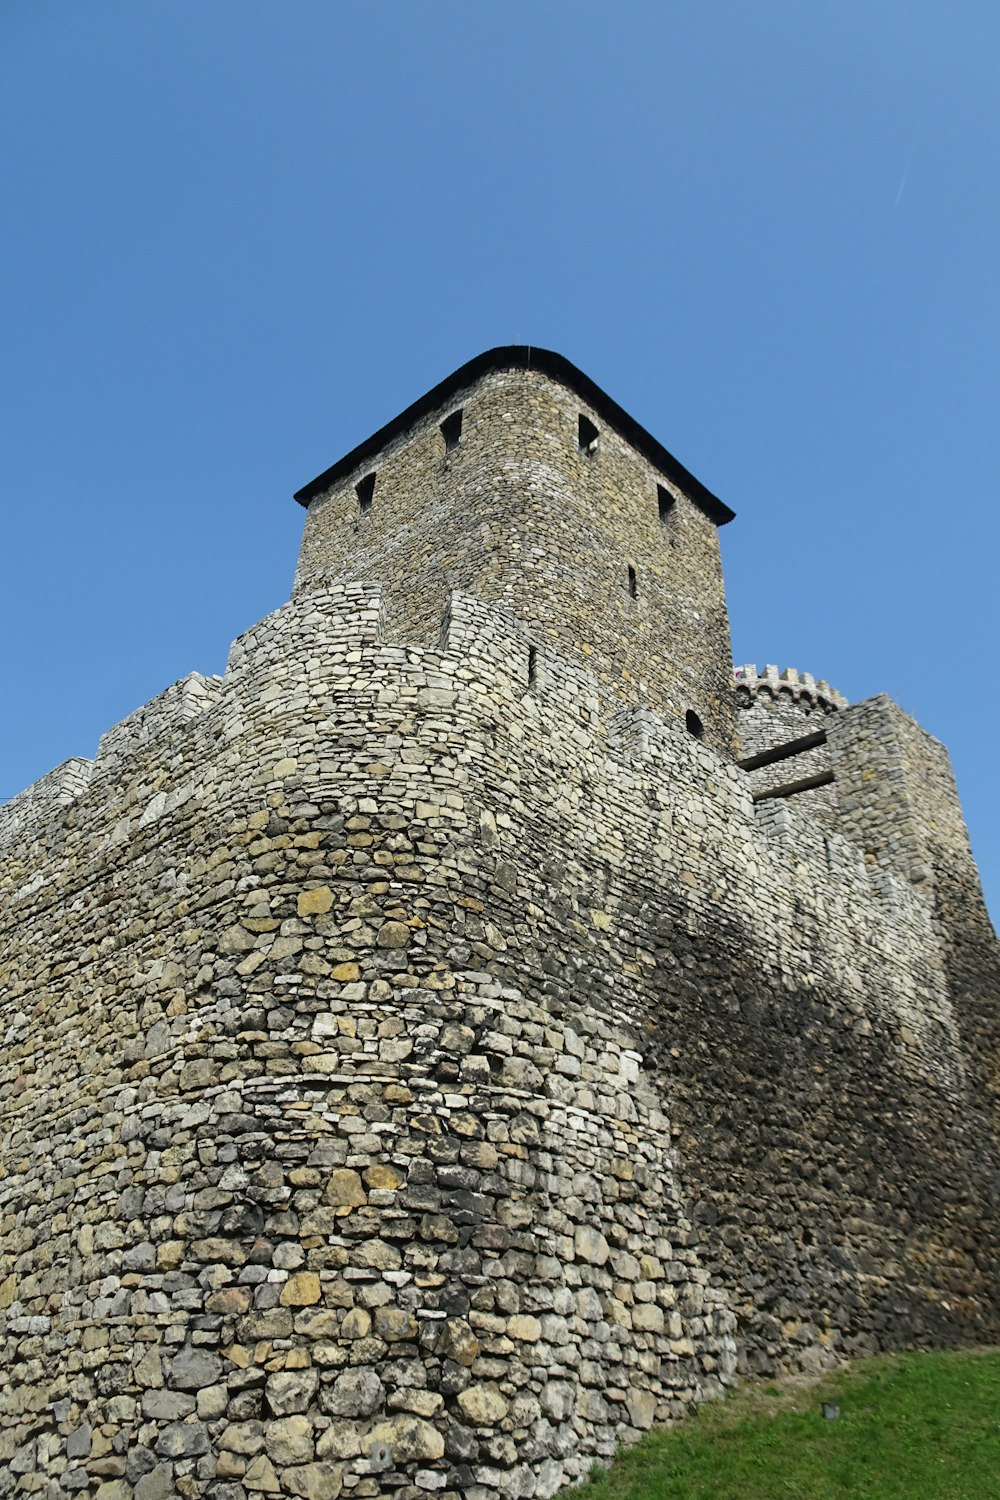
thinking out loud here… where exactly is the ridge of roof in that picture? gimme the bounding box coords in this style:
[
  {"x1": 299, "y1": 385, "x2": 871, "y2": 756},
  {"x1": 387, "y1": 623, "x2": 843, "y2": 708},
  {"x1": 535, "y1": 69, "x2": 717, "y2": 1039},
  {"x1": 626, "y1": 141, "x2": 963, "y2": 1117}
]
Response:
[{"x1": 293, "y1": 345, "x2": 735, "y2": 526}]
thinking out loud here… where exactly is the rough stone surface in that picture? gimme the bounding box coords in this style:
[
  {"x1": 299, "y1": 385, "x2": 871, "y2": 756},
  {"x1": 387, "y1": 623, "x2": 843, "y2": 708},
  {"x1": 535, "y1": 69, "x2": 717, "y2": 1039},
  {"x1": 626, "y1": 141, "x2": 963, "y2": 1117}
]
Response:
[
  {"x1": 367, "y1": 1417, "x2": 446, "y2": 1462},
  {"x1": 295, "y1": 365, "x2": 736, "y2": 752},
  {"x1": 1, "y1": 353, "x2": 998, "y2": 1500},
  {"x1": 265, "y1": 1416, "x2": 314, "y2": 1466}
]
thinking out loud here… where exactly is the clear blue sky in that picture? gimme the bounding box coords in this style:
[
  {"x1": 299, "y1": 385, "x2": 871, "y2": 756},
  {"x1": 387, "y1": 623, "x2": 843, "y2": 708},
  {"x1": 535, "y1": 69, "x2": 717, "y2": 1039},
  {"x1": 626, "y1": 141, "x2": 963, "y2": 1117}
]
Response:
[{"x1": 2, "y1": 2, "x2": 997, "y2": 921}]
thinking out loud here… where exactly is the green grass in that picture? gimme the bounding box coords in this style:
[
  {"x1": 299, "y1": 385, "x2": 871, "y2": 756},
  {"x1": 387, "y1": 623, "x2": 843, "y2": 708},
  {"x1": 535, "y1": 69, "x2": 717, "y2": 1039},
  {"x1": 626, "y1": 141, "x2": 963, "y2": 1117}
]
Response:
[{"x1": 562, "y1": 1349, "x2": 1000, "y2": 1500}]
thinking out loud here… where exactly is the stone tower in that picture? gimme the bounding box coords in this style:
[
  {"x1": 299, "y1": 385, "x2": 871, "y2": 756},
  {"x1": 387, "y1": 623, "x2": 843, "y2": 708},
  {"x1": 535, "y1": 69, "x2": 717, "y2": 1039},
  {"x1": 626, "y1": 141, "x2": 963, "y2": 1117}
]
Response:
[
  {"x1": 294, "y1": 347, "x2": 737, "y2": 752},
  {"x1": 1, "y1": 349, "x2": 998, "y2": 1500}
]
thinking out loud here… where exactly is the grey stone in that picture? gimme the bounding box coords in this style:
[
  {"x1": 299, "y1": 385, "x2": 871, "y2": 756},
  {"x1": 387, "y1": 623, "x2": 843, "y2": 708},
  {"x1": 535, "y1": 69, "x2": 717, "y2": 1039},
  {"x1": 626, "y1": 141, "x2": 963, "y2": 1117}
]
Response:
[
  {"x1": 265, "y1": 1369, "x2": 319, "y2": 1416},
  {"x1": 65, "y1": 1423, "x2": 92, "y2": 1460},
  {"x1": 169, "y1": 1345, "x2": 223, "y2": 1390},
  {"x1": 143, "y1": 1389, "x2": 196, "y2": 1421},
  {"x1": 323, "y1": 1369, "x2": 385, "y2": 1418},
  {"x1": 155, "y1": 1421, "x2": 210, "y2": 1458}
]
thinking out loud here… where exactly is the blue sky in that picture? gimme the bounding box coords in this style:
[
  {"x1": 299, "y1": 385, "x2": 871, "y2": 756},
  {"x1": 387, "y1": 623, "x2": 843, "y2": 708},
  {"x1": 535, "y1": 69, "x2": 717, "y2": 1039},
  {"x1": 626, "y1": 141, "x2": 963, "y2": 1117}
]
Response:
[{"x1": 2, "y1": 2, "x2": 997, "y2": 920}]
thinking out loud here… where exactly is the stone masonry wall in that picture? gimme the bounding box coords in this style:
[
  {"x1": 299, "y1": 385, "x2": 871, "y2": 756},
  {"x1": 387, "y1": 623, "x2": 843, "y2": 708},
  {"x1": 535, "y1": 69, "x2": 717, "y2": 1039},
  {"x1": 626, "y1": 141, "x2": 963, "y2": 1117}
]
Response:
[
  {"x1": 295, "y1": 367, "x2": 735, "y2": 754},
  {"x1": 828, "y1": 698, "x2": 1000, "y2": 1101},
  {"x1": 2, "y1": 583, "x2": 997, "y2": 1500}
]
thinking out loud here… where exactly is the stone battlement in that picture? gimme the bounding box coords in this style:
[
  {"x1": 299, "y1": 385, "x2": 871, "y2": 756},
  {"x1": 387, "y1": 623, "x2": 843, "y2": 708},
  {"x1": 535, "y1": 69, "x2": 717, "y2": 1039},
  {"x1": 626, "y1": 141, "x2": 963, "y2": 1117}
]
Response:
[{"x1": 734, "y1": 663, "x2": 847, "y2": 711}]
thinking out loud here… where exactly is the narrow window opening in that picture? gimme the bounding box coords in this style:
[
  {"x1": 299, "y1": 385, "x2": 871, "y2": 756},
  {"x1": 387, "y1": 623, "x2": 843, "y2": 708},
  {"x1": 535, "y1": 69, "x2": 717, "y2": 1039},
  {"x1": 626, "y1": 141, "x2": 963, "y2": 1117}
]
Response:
[
  {"x1": 578, "y1": 413, "x2": 599, "y2": 455},
  {"x1": 527, "y1": 644, "x2": 537, "y2": 687},
  {"x1": 657, "y1": 484, "x2": 676, "y2": 523},
  {"x1": 441, "y1": 409, "x2": 463, "y2": 452},
  {"x1": 356, "y1": 473, "x2": 376, "y2": 515},
  {"x1": 685, "y1": 709, "x2": 704, "y2": 739},
  {"x1": 627, "y1": 565, "x2": 638, "y2": 599}
]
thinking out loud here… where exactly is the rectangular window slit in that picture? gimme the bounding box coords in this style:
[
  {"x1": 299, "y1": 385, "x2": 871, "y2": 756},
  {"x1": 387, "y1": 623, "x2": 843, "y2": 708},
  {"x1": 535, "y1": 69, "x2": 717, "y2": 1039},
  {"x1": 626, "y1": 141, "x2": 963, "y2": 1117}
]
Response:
[
  {"x1": 356, "y1": 473, "x2": 376, "y2": 515},
  {"x1": 627, "y1": 565, "x2": 638, "y2": 598},
  {"x1": 441, "y1": 409, "x2": 463, "y2": 451},
  {"x1": 657, "y1": 484, "x2": 676, "y2": 522},
  {"x1": 527, "y1": 644, "x2": 537, "y2": 687},
  {"x1": 578, "y1": 414, "x2": 599, "y2": 455}
]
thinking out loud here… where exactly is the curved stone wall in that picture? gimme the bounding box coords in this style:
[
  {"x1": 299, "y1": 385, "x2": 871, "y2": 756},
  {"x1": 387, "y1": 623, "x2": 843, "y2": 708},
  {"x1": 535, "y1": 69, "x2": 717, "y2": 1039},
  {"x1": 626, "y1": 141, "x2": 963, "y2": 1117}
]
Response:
[{"x1": 1, "y1": 585, "x2": 997, "y2": 1499}]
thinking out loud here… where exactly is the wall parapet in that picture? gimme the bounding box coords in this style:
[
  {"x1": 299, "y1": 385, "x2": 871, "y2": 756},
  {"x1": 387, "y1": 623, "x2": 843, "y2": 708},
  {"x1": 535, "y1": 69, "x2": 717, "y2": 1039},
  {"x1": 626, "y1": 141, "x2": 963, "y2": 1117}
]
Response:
[{"x1": 734, "y1": 663, "x2": 847, "y2": 711}]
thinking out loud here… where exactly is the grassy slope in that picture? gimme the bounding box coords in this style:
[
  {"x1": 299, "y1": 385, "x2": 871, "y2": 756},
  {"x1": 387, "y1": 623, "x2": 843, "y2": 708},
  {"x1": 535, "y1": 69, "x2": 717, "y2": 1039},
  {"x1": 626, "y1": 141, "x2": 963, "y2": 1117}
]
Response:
[{"x1": 562, "y1": 1350, "x2": 1000, "y2": 1500}]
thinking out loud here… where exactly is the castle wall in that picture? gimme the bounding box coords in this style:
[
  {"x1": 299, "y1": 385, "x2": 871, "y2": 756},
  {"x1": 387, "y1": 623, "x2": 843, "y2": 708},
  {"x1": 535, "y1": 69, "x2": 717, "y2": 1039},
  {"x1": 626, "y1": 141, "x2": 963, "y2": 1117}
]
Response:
[
  {"x1": 2, "y1": 585, "x2": 997, "y2": 1500},
  {"x1": 295, "y1": 367, "x2": 736, "y2": 753}
]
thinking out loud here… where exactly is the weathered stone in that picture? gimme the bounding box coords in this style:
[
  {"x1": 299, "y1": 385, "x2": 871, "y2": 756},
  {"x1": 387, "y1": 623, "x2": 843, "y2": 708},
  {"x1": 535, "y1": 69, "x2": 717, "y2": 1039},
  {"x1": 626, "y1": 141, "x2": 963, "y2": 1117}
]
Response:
[
  {"x1": 133, "y1": 1465, "x2": 175, "y2": 1500},
  {"x1": 282, "y1": 1462, "x2": 344, "y2": 1499},
  {"x1": 170, "y1": 1346, "x2": 223, "y2": 1390},
  {"x1": 341, "y1": 1307, "x2": 371, "y2": 1338},
  {"x1": 266, "y1": 1370, "x2": 319, "y2": 1416},
  {"x1": 631, "y1": 1303, "x2": 664, "y2": 1333},
  {"x1": 436, "y1": 1319, "x2": 478, "y2": 1367},
  {"x1": 220, "y1": 1422, "x2": 266, "y2": 1456},
  {"x1": 330, "y1": 962, "x2": 361, "y2": 981},
  {"x1": 155, "y1": 1421, "x2": 209, "y2": 1458},
  {"x1": 217, "y1": 1451, "x2": 248, "y2": 1480},
  {"x1": 626, "y1": 1389, "x2": 657, "y2": 1429},
  {"x1": 298, "y1": 886, "x2": 334, "y2": 917},
  {"x1": 376, "y1": 920, "x2": 410, "y2": 949},
  {"x1": 457, "y1": 1385, "x2": 509, "y2": 1426},
  {"x1": 207, "y1": 1286, "x2": 252, "y2": 1315},
  {"x1": 218, "y1": 924, "x2": 256, "y2": 956},
  {"x1": 324, "y1": 1170, "x2": 366, "y2": 1208},
  {"x1": 352, "y1": 1238, "x2": 400, "y2": 1270},
  {"x1": 94, "y1": 1483, "x2": 131, "y2": 1500},
  {"x1": 575, "y1": 1227, "x2": 610, "y2": 1266},
  {"x1": 295, "y1": 1308, "x2": 343, "y2": 1340},
  {"x1": 578, "y1": 1389, "x2": 609, "y2": 1422},
  {"x1": 365, "y1": 1416, "x2": 445, "y2": 1463},
  {"x1": 244, "y1": 1453, "x2": 282, "y2": 1492},
  {"x1": 66, "y1": 1422, "x2": 92, "y2": 1459},
  {"x1": 265, "y1": 1415, "x2": 314, "y2": 1466},
  {"x1": 90, "y1": 1456, "x2": 126, "y2": 1479},
  {"x1": 364, "y1": 1164, "x2": 403, "y2": 1190},
  {"x1": 323, "y1": 1369, "x2": 384, "y2": 1418},
  {"x1": 144, "y1": 1390, "x2": 196, "y2": 1421},
  {"x1": 316, "y1": 1422, "x2": 365, "y2": 1460},
  {"x1": 280, "y1": 1272, "x2": 322, "y2": 1307},
  {"x1": 198, "y1": 1383, "x2": 230, "y2": 1420},
  {"x1": 373, "y1": 1306, "x2": 418, "y2": 1342}
]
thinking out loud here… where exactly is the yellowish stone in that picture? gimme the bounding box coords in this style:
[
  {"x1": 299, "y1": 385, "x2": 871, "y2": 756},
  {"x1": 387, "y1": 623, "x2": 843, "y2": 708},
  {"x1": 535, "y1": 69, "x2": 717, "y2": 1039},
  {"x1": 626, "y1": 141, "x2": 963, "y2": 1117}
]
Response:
[
  {"x1": 330, "y1": 962, "x2": 361, "y2": 982},
  {"x1": 280, "y1": 1272, "x2": 322, "y2": 1307},
  {"x1": 363, "y1": 1164, "x2": 403, "y2": 1190},
  {"x1": 297, "y1": 885, "x2": 334, "y2": 917},
  {"x1": 324, "y1": 1170, "x2": 366, "y2": 1208}
]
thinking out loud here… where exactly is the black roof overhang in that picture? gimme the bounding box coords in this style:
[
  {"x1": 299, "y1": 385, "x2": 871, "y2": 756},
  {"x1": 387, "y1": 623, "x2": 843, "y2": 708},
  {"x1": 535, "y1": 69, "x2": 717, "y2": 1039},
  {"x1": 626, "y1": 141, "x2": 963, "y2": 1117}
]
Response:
[{"x1": 292, "y1": 346, "x2": 735, "y2": 526}]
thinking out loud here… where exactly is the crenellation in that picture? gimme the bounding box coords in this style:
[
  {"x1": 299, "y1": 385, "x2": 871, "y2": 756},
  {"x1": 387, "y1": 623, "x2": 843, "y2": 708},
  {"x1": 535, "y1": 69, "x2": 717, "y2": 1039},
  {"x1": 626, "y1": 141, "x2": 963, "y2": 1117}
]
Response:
[
  {"x1": 2, "y1": 348, "x2": 997, "y2": 1500},
  {"x1": 734, "y1": 663, "x2": 847, "y2": 711},
  {"x1": 0, "y1": 756, "x2": 93, "y2": 850},
  {"x1": 95, "y1": 672, "x2": 224, "y2": 768}
]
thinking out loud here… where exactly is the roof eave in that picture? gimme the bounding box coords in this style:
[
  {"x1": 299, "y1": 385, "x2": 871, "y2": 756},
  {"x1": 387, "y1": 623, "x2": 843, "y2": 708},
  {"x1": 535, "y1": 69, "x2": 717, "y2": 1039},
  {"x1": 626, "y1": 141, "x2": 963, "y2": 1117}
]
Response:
[{"x1": 292, "y1": 345, "x2": 735, "y2": 526}]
